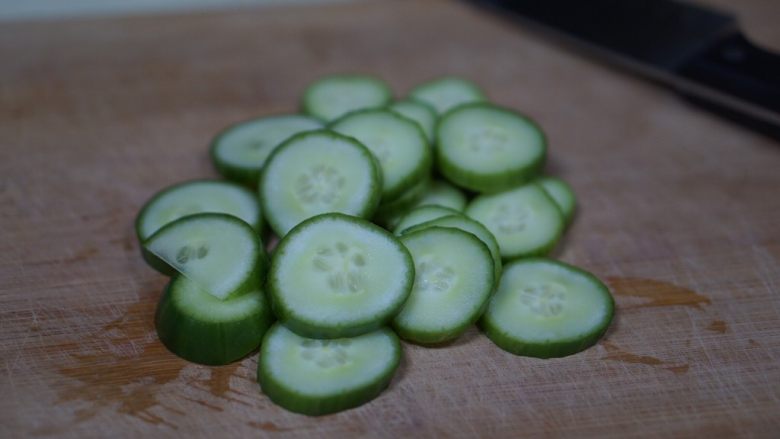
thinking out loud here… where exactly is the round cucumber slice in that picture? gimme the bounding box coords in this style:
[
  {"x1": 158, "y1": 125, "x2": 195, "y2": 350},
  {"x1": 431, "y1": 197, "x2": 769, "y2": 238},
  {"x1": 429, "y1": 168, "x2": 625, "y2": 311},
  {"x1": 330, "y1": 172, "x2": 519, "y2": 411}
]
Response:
[
  {"x1": 480, "y1": 258, "x2": 614, "y2": 358},
  {"x1": 156, "y1": 276, "x2": 273, "y2": 365},
  {"x1": 210, "y1": 114, "x2": 323, "y2": 185},
  {"x1": 393, "y1": 227, "x2": 494, "y2": 344},
  {"x1": 412, "y1": 179, "x2": 467, "y2": 211},
  {"x1": 537, "y1": 176, "x2": 576, "y2": 225},
  {"x1": 393, "y1": 205, "x2": 461, "y2": 235},
  {"x1": 330, "y1": 109, "x2": 431, "y2": 202},
  {"x1": 437, "y1": 103, "x2": 546, "y2": 193},
  {"x1": 466, "y1": 183, "x2": 564, "y2": 259},
  {"x1": 390, "y1": 100, "x2": 437, "y2": 143},
  {"x1": 401, "y1": 214, "x2": 502, "y2": 284},
  {"x1": 257, "y1": 323, "x2": 400, "y2": 416},
  {"x1": 269, "y1": 213, "x2": 414, "y2": 338},
  {"x1": 259, "y1": 130, "x2": 382, "y2": 237},
  {"x1": 409, "y1": 77, "x2": 486, "y2": 115},
  {"x1": 144, "y1": 213, "x2": 265, "y2": 300},
  {"x1": 302, "y1": 74, "x2": 392, "y2": 122}
]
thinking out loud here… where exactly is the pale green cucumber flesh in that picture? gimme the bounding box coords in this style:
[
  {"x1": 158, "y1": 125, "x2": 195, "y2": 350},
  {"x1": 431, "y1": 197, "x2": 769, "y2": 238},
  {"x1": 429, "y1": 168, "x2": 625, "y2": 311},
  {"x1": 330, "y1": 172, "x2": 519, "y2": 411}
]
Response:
[
  {"x1": 401, "y1": 214, "x2": 502, "y2": 284},
  {"x1": 537, "y1": 176, "x2": 576, "y2": 224},
  {"x1": 465, "y1": 183, "x2": 564, "y2": 259},
  {"x1": 412, "y1": 179, "x2": 467, "y2": 211},
  {"x1": 269, "y1": 213, "x2": 413, "y2": 338},
  {"x1": 330, "y1": 109, "x2": 431, "y2": 202},
  {"x1": 393, "y1": 227, "x2": 494, "y2": 344},
  {"x1": 210, "y1": 114, "x2": 323, "y2": 185},
  {"x1": 155, "y1": 277, "x2": 273, "y2": 365},
  {"x1": 135, "y1": 179, "x2": 261, "y2": 243},
  {"x1": 393, "y1": 204, "x2": 462, "y2": 235},
  {"x1": 479, "y1": 258, "x2": 614, "y2": 358},
  {"x1": 437, "y1": 103, "x2": 546, "y2": 193},
  {"x1": 144, "y1": 213, "x2": 264, "y2": 300},
  {"x1": 259, "y1": 130, "x2": 382, "y2": 237},
  {"x1": 409, "y1": 77, "x2": 485, "y2": 115},
  {"x1": 257, "y1": 323, "x2": 400, "y2": 416},
  {"x1": 390, "y1": 100, "x2": 437, "y2": 142},
  {"x1": 303, "y1": 75, "x2": 392, "y2": 122}
]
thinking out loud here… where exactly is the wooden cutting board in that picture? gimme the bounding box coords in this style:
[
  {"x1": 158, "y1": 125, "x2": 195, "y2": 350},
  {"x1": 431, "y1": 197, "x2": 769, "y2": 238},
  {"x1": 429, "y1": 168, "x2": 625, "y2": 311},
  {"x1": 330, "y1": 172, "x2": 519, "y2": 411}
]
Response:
[{"x1": 1, "y1": 0, "x2": 779, "y2": 436}]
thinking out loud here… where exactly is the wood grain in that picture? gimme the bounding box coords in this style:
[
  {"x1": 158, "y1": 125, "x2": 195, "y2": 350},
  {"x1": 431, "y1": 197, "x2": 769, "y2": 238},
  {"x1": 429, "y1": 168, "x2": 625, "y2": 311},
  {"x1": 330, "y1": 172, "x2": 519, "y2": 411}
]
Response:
[{"x1": 1, "y1": 0, "x2": 779, "y2": 437}]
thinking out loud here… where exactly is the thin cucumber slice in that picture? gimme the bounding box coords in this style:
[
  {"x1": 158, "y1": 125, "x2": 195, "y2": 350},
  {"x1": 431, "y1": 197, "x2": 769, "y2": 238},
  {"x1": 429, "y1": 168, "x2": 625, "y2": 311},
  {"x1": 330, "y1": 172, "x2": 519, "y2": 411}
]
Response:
[
  {"x1": 210, "y1": 114, "x2": 323, "y2": 185},
  {"x1": 412, "y1": 179, "x2": 467, "y2": 211},
  {"x1": 145, "y1": 213, "x2": 264, "y2": 300},
  {"x1": 480, "y1": 258, "x2": 614, "y2": 358},
  {"x1": 393, "y1": 205, "x2": 461, "y2": 235},
  {"x1": 331, "y1": 109, "x2": 431, "y2": 202},
  {"x1": 390, "y1": 100, "x2": 437, "y2": 143},
  {"x1": 156, "y1": 276, "x2": 273, "y2": 365},
  {"x1": 394, "y1": 227, "x2": 494, "y2": 344},
  {"x1": 437, "y1": 103, "x2": 546, "y2": 193},
  {"x1": 409, "y1": 77, "x2": 486, "y2": 115},
  {"x1": 269, "y1": 213, "x2": 414, "y2": 338},
  {"x1": 259, "y1": 130, "x2": 382, "y2": 237},
  {"x1": 537, "y1": 176, "x2": 576, "y2": 224},
  {"x1": 303, "y1": 74, "x2": 392, "y2": 122},
  {"x1": 466, "y1": 183, "x2": 564, "y2": 260},
  {"x1": 258, "y1": 323, "x2": 400, "y2": 416},
  {"x1": 374, "y1": 176, "x2": 429, "y2": 218},
  {"x1": 401, "y1": 214, "x2": 502, "y2": 284}
]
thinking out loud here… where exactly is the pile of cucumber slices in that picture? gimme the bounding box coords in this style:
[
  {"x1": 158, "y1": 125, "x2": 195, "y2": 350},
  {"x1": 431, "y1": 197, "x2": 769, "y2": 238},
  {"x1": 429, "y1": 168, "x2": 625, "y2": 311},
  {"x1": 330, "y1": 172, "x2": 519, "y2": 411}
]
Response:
[{"x1": 135, "y1": 74, "x2": 614, "y2": 416}]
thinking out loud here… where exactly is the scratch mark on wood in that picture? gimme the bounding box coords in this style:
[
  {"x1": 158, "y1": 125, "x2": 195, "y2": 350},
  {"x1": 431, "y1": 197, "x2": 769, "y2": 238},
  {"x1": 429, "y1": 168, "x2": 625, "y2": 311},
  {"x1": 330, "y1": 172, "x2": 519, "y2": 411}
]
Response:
[
  {"x1": 606, "y1": 277, "x2": 711, "y2": 309},
  {"x1": 706, "y1": 320, "x2": 728, "y2": 334},
  {"x1": 248, "y1": 421, "x2": 291, "y2": 432},
  {"x1": 601, "y1": 341, "x2": 689, "y2": 374}
]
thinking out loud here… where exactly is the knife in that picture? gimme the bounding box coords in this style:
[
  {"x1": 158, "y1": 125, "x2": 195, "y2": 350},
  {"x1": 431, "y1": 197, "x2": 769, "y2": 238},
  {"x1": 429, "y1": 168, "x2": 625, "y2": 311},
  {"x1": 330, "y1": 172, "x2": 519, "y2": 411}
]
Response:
[{"x1": 467, "y1": 0, "x2": 780, "y2": 140}]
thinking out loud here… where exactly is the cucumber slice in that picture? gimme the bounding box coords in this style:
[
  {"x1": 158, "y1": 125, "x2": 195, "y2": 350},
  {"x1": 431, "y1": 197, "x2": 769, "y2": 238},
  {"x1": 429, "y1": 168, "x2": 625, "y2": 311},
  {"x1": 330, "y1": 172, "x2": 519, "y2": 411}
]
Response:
[
  {"x1": 210, "y1": 114, "x2": 323, "y2": 185},
  {"x1": 144, "y1": 213, "x2": 265, "y2": 300},
  {"x1": 437, "y1": 103, "x2": 546, "y2": 193},
  {"x1": 331, "y1": 109, "x2": 431, "y2": 202},
  {"x1": 259, "y1": 130, "x2": 382, "y2": 237},
  {"x1": 412, "y1": 179, "x2": 467, "y2": 211},
  {"x1": 537, "y1": 176, "x2": 576, "y2": 224},
  {"x1": 401, "y1": 214, "x2": 502, "y2": 284},
  {"x1": 269, "y1": 213, "x2": 414, "y2": 338},
  {"x1": 394, "y1": 227, "x2": 494, "y2": 344},
  {"x1": 302, "y1": 74, "x2": 392, "y2": 122},
  {"x1": 390, "y1": 100, "x2": 437, "y2": 143},
  {"x1": 409, "y1": 77, "x2": 485, "y2": 115},
  {"x1": 393, "y1": 204, "x2": 461, "y2": 235},
  {"x1": 373, "y1": 176, "x2": 430, "y2": 221},
  {"x1": 466, "y1": 183, "x2": 564, "y2": 260},
  {"x1": 156, "y1": 277, "x2": 273, "y2": 365},
  {"x1": 257, "y1": 323, "x2": 400, "y2": 416},
  {"x1": 480, "y1": 258, "x2": 614, "y2": 358}
]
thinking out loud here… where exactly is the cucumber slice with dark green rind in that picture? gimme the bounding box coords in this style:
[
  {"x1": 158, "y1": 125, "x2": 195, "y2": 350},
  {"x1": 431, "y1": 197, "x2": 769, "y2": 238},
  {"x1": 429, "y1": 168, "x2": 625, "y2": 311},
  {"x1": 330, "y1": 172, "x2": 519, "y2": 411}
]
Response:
[
  {"x1": 436, "y1": 103, "x2": 547, "y2": 193},
  {"x1": 144, "y1": 213, "x2": 266, "y2": 300},
  {"x1": 412, "y1": 179, "x2": 467, "y2": 211},
  {"x1": 209, "y1": 114, "x2": 323, "y2": 185},
  {"x1": 330, "y1": 109, "x2": 432, "y2": 202},
  {"x1": 409, "y1": 77, "x2": 486, "y2": 115},
  {"x1": 389, "y1": 100, "x2": 437, "y2": 143},
  {"x1": 269, "y1": 213, "x2": 414, "y2": 338},
  {"x1": 479, "y1": 258, "x2": 614, "y2": 358},
  {"x1": 393, "y1": 227, "x2": 494, "y2": 344},
  {"x1": 257, "y1": 323, "x2": 400, "y2": 416},
  {"x1": 374, "y1": 176, "x2": 430, "y2": 218},
  {"x1": 156, "y1": 276, "x2": 273, "y2": 365},
  {"x1": 302, "y1": 74, "x2": 392, "y2": 122},
  {"x1": 465, "y1": 183, "x2": 564, "y2": 260},
  {"x1": 259, "y1": 129, "x2": 382, "y2": 237},
  {"x1": 393, "y1": 204, "x2": 462, "y2": 235},
  {"x1": 401, "y1": 214, "x2": 502, "y2": 284},
  {"x1": 537, "y1": 176, "x2": 576, "y2": 225}
]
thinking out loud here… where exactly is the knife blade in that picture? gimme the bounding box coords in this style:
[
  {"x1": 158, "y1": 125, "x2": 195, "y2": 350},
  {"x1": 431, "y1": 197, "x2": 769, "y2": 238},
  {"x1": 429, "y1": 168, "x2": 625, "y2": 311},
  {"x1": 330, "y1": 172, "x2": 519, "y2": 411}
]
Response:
[{"x1": 467, "y1": 0, "x2": 780, "y2": 140}]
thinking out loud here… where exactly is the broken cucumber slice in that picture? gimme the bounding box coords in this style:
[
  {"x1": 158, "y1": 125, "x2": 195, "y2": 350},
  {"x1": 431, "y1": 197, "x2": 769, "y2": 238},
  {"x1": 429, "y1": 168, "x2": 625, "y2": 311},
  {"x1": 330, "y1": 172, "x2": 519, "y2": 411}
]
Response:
[
  {"x1": 144, "y1": 213, "x2": 265, "y2": 300},
  {"x1": 537, "y1": 176, "x2": 576, "y2": 225},
  {"x1": 480, "y1": 258, "x2": 614, "y2": 358}
]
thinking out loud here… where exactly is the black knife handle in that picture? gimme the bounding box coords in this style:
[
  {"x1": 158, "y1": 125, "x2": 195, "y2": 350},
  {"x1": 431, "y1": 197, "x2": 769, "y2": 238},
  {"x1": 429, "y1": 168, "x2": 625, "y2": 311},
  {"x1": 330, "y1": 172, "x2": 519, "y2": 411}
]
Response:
[{"x1": 675, "y1": 32, "x2": 780, "y2": 139}]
